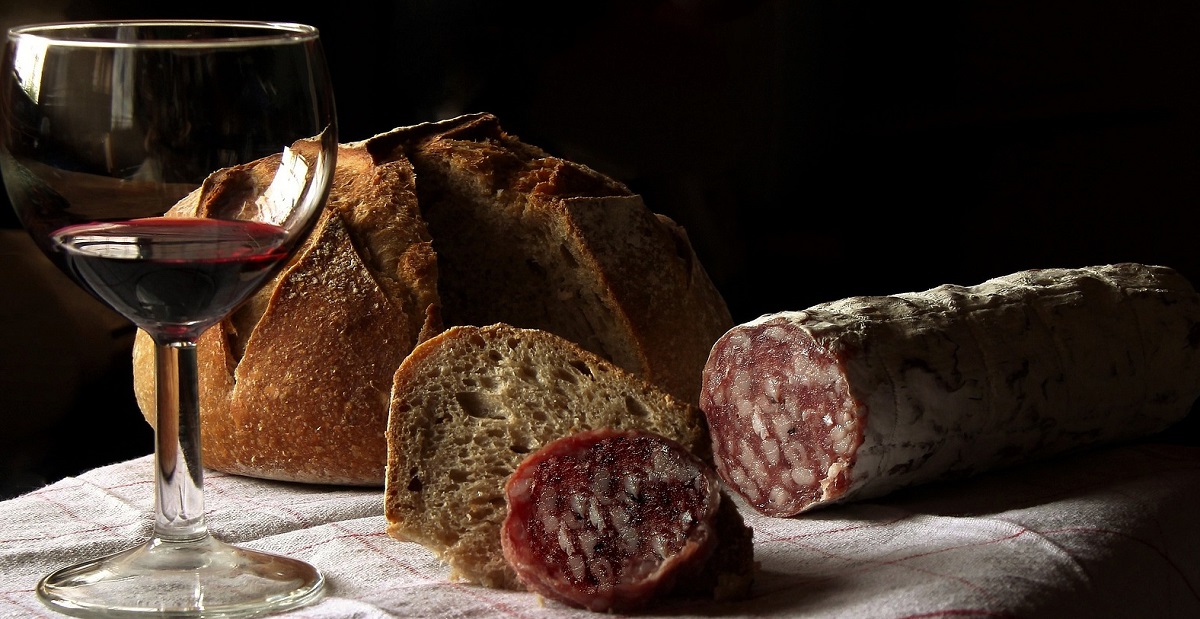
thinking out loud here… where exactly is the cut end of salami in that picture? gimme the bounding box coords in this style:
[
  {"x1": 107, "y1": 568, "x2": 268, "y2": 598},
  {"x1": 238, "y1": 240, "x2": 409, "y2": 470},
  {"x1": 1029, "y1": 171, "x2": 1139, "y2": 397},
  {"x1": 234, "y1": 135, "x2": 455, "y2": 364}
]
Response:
[
  {"x1": 701, "y1": 263, "x2": 1200, "y2": 518},
  {"x1": 501, "y1": 428, "x2": 721, "y2": 613},
  {"x1": 701, "y1": 318, "x2": 864, "y2": 517}
]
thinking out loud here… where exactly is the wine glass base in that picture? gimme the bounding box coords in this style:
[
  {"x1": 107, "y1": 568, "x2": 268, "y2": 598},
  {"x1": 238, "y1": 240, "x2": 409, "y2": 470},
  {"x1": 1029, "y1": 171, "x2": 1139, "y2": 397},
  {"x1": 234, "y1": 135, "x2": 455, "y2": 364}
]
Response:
[{"x1": 36, "y1": 533, "x2": 324, "y2": 618}]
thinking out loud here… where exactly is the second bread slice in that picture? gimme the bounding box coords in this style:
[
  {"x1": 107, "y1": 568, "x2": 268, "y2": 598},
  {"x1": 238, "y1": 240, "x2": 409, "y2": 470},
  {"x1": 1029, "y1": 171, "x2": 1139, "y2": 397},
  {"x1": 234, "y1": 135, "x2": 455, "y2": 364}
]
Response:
[{"x1": 384, "y1": 323, "x2": 712, "y2": 590}]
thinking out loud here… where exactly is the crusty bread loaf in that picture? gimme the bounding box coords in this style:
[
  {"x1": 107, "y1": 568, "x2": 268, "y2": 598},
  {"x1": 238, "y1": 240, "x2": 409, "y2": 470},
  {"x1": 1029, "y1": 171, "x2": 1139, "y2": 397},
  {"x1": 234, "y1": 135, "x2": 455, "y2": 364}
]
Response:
[
  {"x1": 384, "y1": 323, "x2": 755, "y2": 596},
  {"x1": 132, "y1": 112, "x2": 733, "y2": 486}
]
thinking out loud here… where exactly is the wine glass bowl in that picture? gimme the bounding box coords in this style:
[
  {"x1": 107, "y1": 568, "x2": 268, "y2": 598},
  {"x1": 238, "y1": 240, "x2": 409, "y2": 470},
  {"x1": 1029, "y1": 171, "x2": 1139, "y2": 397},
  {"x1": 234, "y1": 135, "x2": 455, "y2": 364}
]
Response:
[{"x1": 1, "y1": 20, "x2": 336, "y2": 617}]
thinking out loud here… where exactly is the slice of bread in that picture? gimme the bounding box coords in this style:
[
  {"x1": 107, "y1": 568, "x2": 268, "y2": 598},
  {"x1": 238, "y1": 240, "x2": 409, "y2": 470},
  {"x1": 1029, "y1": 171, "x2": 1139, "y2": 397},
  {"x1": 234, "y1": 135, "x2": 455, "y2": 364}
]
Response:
[{"x1": 384, "y1": 323, "x2": 732, "y2": 591}]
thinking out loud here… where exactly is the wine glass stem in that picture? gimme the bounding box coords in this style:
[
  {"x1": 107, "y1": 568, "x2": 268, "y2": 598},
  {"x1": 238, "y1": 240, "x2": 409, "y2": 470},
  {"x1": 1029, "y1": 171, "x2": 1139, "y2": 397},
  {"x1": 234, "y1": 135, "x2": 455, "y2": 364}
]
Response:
[{"x1": 154, "y1": 340, "x2": 209, "y2": 541}]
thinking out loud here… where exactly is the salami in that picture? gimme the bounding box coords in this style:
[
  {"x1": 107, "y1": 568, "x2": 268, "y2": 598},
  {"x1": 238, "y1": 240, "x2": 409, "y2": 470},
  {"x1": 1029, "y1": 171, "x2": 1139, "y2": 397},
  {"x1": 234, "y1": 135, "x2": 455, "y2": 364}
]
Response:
[
  {"x1": 501, "y1": 428, "x2": 721, "y2": 612},
  {"x1": 700, "y1": 263, "x2": 1200, "y2": 517}
]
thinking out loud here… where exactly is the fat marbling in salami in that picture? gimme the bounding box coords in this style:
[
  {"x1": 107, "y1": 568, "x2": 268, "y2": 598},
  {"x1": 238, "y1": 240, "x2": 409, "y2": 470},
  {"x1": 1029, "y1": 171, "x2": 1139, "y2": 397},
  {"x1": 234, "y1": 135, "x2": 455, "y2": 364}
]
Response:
[
  {"x1": 501, "y1": 428, "x2": 721, "y2": 612},
  {"x1": 700, "y1": 263, "x2": 1200, "y2": 517}
]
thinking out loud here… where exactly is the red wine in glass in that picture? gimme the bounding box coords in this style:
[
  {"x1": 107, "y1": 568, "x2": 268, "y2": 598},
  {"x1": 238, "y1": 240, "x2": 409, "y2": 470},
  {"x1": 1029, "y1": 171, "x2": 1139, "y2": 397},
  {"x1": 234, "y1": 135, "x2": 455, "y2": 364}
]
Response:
[{"x1": 53, "y1": 218, "x2": 289, "y2": 340}]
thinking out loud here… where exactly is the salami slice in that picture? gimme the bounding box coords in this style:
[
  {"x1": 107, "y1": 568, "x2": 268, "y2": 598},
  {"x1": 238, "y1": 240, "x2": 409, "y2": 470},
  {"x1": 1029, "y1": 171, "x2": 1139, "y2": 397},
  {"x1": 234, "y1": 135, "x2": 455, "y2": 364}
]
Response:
[
  {"x1": 700, "y1": 263, "x2": 1200, "y2": 517},
  {"x1": 501, "y1": 428, "x2": 721, "y2": 612}
]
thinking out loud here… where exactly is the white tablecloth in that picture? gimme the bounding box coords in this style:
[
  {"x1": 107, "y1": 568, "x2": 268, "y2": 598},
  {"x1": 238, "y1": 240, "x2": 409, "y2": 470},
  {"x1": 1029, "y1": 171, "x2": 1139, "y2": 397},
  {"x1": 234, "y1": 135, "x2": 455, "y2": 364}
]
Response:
[{"x1": 1, "y1": 441, "x2": 1198, "y2": 618}]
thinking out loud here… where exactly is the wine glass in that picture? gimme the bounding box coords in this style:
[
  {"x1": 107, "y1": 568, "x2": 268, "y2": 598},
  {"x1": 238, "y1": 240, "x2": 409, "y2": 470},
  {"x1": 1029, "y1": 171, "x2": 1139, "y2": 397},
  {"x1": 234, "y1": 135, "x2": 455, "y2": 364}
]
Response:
[{"x1": 0, "y1": 20, "x2": 337, "y2": 617}]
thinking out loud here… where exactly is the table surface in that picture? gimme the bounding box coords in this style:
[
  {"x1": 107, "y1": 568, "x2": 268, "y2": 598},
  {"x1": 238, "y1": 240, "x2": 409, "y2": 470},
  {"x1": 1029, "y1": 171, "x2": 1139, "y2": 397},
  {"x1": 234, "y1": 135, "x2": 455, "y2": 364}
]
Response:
[{"x1": 1, "y1": 441, "x2": 1198, "y2": 619}]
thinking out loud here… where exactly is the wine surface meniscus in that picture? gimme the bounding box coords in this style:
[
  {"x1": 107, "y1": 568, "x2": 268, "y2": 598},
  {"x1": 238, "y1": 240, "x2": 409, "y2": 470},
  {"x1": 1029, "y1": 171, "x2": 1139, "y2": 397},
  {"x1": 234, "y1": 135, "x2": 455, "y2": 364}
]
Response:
[{"x1": 53, "y1": 217, "x2": 291, "y2": 339}]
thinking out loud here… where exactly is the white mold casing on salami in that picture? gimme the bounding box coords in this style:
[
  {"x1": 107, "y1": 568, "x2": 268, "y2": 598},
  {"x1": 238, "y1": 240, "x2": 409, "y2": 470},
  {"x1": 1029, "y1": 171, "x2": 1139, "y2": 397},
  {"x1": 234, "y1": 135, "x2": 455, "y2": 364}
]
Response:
[{"x1": 700, "y1": 263, "x2": 1200, "y2": 517}]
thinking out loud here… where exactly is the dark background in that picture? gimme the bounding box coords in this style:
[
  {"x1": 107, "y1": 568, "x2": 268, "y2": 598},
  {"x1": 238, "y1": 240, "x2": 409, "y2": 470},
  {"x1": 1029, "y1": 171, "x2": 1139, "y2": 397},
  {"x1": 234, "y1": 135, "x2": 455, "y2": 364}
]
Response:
[{"x1": 3, "y1": 1, "x2": 1199, "y2": 499}]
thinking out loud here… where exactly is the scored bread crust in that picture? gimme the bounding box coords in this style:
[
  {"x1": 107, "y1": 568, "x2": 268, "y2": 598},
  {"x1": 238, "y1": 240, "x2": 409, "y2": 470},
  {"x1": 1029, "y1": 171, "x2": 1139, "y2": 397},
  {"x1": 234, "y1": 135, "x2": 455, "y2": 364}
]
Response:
[
  {"x1": 133, "y1": 137, "x2": 440, "y2": 485},
  {"x1": 384, "y1": 323, "x2": 713, "y2": 590},
  {"x1": 388, "y1": 113, "x2": 733, "y2": 407}
]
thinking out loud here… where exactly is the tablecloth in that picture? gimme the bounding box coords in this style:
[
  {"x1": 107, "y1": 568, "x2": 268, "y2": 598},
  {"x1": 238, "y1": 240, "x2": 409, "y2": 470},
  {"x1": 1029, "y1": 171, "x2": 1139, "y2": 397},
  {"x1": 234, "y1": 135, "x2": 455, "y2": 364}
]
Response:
[{"x1": 1, "y1": 441, "x2": 1198, "y2": 619}]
